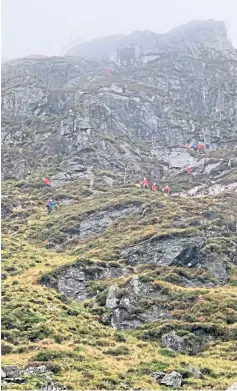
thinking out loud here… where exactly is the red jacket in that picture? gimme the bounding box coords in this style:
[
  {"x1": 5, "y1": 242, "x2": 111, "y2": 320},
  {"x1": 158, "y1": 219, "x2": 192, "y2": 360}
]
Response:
[
  {"x1": 43, "y1": 178, "x2": 51, "y2": 185},
  {"x1": 185, "y1": 167, "x2": 192, "y2": 174},
  {"x1": 141, "y1": 179, "x2": 149, "y2": 186},
  {"x1": 152, "y1": 184, "x2": 157, "y2": 192},
  {"x1": 106, "y1": 68, "x2": 111, "y2": 75},
  {"x1": 163, "y1": 186, "x2": 170, "y2": 192},
  {"x1": 197, "y1": 143, "x2": 204, "y2": 150}
]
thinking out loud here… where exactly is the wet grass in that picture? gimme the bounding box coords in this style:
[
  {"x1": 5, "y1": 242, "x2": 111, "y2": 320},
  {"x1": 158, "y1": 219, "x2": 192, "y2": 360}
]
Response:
[{"x1": 1, "y1": 177, "x2": 237, "y2": 390}]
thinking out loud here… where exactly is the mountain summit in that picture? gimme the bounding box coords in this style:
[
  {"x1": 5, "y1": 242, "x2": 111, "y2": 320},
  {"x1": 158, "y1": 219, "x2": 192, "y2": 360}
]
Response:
[{"x1": 66, "y1": 20, "x2": 236, "y2": 60}]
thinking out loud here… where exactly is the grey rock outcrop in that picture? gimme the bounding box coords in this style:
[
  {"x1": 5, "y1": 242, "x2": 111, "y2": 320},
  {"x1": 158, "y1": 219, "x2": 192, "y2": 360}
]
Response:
[
  {"x1": 161, "y1": 332, "x2": 189, "y2": 352},
  {"x1": 2, "y1": 365, "x2": 19, "y2": 379},
  {"x1": 1, "y1": 365, "x2": 25, "y2": 384},
  {"x1": 1, "y1": 369, "x2": 6, "y2": 379},
  {"x1": 44, "y1": 202, "x2": 141, "y2": 247},
  {"x1": 41, "y1": 381, "x2": 67, "y2": 391},
  {"x1": 161, "y1": 331, "x2": 213, "y2": 355},
  {"x1": 78, "y1": 204, "x2": 140, "y2": 240},
  {"x1": 104, "y1": 277, "x2": 172, "y2": 330},
  {"x1": 54, "y1": 263, "x2": 130, "y2": 301},
  {"x1": 205, "y1": 255, "x2": 228, "y2": 284},
  {"x1": 24, "y1": 365, "x2": 52, "y2": 379},
  {"x1": 150, "y1": 371, "x2": 166, "y2": 381},
  {"x1": 160, "y1": 371, "x2": 182, "y2": 387},
  {"x1": 106, "y1": 284, "x2": 120, "y2": 309},
  {"x1": 151, "y1": 370, "x2": 183, "y2": 387},
  {"x1": 121, "y1": 236, "x2": 203, "y2": 267},
  {"x1": 120, "y1": 236, "x2": 230, "y2": 285}
]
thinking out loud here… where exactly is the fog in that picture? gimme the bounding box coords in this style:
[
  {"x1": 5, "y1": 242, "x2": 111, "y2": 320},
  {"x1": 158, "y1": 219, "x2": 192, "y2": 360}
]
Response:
[{"x1": 2, "y1": 0, "x2": 237, "y2": 60}]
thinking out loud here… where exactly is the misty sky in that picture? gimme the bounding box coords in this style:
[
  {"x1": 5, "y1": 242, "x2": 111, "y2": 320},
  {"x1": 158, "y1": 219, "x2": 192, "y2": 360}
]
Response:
[{"x1": 2, "y1": 0, "x2": 237, "y2": 59}]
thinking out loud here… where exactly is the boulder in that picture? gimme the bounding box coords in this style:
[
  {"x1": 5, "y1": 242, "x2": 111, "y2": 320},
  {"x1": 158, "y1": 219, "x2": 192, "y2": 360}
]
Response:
[
  {"x1": 2, "y1": 365, "x2": 20, "y2": 379},
  {"x1": 161, "y1": 328, "x2": 215, "y2": 355},
  {"x1": 24, "y1": 365, "x2": 52, "y2": 379},
  {"x1": 150, "y1": 371, "x2": 165, "y2": 381},
  {"x1": 1, "y1": 369, "x2": 6, "y2": 379},
  {"x1": 111, "y1": 307, "x2": 143, "y2": 330},
  {"x1": 106, "y1": 284, "x2": 120, "y2": 309},
  {"x1": 160, "y1": 371, "x2": 182, "y2": 387},
  {"x1": 226, "y1": 383, "x2": 237, "y2": 391},
  {"x1": 187, "y1": 364, "x2": 203, "y2": 379},
  {"x1": 161, "y1": 331, "x2": 206, "y2": 355},
  {"x1": 41, "y1": 381, "x2": 67, "y2": 390},
  {"x1": 162, "y1": 332, "x2": 188, "y2": 352}
]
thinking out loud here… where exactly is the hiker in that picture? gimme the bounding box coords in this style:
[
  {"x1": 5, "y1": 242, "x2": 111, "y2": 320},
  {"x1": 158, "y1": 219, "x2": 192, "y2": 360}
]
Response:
[
  {"x1": 46, "y1": 199, "x2": 56, "y2": 215},
  {"x1": 141, "y1": 177, "x2": 149, "y2": 189},
  {"x1": 43, "y1": 177, "x2": 51, "y2": 186},
  {"x1": 197, "y1": 143, "x2": 204, "y2": 153},
  {"x1": 227, "y1": 160, "x2": 232, "y2": 170},
  {"x1": 192, "y1": 142, "x2": 198, "y2": 152},
  {"x1": 106, "y1": 68, "x2": 111, "y2": 79},
  {"x1": 184, "y1": 143, "x2": 189, "y2": 149},
  {"x1": 163, "y1": 185, "x2": 171, "y2": 196},
  {"x1": 185, "y1": 167, "x2": 192, "y2": 174},
  {"x1": 122, "y1": 85, "x2": 127, "y2": 93},
  {"x1": 87, "y1": 81, "x2": 92, "y2": 87},
  {"x1": 152, "y1": 183, "x2": 157, "y2": 192}
]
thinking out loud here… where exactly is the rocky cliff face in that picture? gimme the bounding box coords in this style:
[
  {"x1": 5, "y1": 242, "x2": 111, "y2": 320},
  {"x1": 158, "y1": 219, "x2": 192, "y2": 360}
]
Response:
[
  {"x1": 2, "y1": 20, "x2": 237, "y2": 185},
  {"x1": 1, "y1": 20, "x2": 237, "y2": 391}
]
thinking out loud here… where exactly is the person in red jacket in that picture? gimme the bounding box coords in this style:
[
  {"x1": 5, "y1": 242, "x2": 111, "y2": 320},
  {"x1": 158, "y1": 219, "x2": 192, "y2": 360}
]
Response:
[
  {"x1": 141, "y1": 177, "x2": 149, "y2": 189},
  {"x1": 106, "y1": 68, "x2": 111, "y2": 79},
  {"x1": 163, "y1": 185, "x2": 171, "y2": 195},
  {"x1": 43, "y1": 177, "x2": 51, "y2": 186},
  {"x1": 197, "y1": 143, "x2": 204, "y2": 152},
  {"x1": 185, "y1": 167, "x2": 192, "y2": 174},
  {"x1": 152, "y1": 183, "x2": 157, "y2": 192}
]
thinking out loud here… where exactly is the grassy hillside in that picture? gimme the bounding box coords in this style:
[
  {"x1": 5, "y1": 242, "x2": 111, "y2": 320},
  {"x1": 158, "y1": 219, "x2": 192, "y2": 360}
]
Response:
[{"x1": 2, "y1": 173, "x2": 237, "y2": 390}]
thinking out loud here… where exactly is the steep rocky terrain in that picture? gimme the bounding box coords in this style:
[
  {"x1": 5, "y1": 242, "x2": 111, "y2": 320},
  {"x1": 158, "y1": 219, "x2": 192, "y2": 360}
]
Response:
[{"x1": 1, "y1": 20, "x2": 237, "y2": 390}]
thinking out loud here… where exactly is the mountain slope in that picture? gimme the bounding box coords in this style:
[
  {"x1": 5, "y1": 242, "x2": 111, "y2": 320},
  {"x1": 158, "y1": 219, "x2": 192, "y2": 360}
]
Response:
[
  {"x1": 1, "y1": 20, "x2": 237, "y2": 391},
  {"x1": 2, "y1": 20, "x2": 237, "y2": 183}
]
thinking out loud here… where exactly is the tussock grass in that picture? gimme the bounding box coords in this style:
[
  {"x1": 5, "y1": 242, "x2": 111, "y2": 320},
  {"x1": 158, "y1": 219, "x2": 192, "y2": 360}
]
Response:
[{"x1": 2, "y1": 176, "x2": 237, "y2": 389}]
